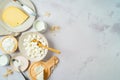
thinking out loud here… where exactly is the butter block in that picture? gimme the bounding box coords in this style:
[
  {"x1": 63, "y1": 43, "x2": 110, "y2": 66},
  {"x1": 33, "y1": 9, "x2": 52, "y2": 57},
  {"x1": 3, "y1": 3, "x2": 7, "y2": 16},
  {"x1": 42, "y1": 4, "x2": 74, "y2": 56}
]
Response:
[{"x1": 2, "y1": 6, "x2": 29, "y2": 27}]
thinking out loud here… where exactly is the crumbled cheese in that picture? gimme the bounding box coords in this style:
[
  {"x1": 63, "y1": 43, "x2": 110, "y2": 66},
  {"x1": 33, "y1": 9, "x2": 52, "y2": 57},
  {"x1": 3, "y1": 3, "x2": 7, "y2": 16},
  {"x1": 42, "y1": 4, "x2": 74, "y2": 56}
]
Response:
[
  {"x1": 44, "y1": 12, "x2": 51, "y2": 17},
  {"x1": 13, "y1": 60, "x2": 21, "y2": 68},
  {"x1": 50, "y1": 25, "x2": 60, "y2": 32}
]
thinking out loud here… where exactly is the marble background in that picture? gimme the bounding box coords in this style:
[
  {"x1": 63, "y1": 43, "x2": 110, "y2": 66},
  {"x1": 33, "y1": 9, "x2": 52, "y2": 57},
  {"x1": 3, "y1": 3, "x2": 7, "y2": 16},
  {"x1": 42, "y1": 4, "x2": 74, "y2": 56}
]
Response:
[{"x1": 1, "y1": 0, "x2": 120, "y2": 80}]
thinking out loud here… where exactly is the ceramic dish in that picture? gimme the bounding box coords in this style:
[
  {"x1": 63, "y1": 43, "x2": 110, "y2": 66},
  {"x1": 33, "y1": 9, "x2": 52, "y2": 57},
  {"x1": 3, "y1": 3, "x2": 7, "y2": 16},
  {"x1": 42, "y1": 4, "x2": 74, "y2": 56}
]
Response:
[
  {"x1": 19, "y1": 32, "x2": 48, "y2": 62},
  {"x1": 0, "y1": 0, "x2": 36, "y2": 33},
  {"x1": 10, "y1": 55, "x2": 30, "y2": 72}
]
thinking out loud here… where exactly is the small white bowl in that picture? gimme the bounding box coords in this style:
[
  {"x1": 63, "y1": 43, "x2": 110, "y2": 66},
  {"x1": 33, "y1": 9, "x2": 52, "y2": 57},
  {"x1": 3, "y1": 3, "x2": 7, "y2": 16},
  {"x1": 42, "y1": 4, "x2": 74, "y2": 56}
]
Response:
[{"x1": 11, "y1": 55, "x2": 30, "y2": 72}]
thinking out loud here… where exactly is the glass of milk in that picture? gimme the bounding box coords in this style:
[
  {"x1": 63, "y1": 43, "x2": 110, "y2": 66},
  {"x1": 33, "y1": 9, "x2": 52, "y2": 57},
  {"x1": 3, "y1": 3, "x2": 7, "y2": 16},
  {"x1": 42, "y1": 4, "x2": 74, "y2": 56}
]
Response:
[
  {"x1": 0, "y1": 54, "x2": 10, "y2": 66},
  {"x1": 33, "y1": 18, "x2": 47, "y2": 33}
]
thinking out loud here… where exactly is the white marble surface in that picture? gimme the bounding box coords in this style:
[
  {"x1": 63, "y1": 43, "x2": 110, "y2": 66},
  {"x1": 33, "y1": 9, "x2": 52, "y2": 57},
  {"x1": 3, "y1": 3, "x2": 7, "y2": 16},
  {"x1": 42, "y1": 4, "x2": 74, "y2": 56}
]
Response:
[{"x1": 1, "y1": 0, "x2": 120, "y2": 80}]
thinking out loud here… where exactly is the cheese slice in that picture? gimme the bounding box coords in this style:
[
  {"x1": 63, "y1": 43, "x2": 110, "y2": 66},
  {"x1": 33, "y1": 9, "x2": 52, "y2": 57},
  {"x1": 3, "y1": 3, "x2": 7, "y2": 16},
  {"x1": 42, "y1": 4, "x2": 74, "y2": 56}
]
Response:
[
  {"x1": 2, "y1": 6, "x2": 29, "y2": 27},
  {"x1": 35, "y1": 66, "x2": 44, "y2": 80},
  {"x1": 37, "y1": 71, "x2": 44, "y2": 80}
]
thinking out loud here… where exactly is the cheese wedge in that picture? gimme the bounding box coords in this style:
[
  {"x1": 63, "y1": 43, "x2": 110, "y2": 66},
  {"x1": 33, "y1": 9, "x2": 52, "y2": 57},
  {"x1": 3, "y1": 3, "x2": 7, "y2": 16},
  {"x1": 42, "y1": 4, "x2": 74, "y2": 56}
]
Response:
[
  {"x1": 37, "y1": 71, "x2": 44, "y2": 80},
  {"x1": 35, "y1": 66, "x2": 44, "y2": 80},
  {"x1": 2, "y1": 6, "x2": 29, "y2": 27}
]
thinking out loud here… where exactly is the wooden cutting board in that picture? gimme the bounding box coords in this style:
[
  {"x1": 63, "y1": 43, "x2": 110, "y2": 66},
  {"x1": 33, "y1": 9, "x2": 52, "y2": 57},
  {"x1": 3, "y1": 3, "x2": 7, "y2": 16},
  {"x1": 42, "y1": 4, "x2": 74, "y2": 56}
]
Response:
[{"x1": 29, "y1": 56, "x2": 59, "y2": 80}]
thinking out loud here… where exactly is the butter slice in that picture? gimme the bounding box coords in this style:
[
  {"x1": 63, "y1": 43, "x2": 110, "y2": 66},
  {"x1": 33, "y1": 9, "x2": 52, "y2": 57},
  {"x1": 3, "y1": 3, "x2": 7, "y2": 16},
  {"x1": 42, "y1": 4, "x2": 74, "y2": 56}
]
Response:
[{"x1": 2, "y1": 6, "x2": 29, "y2": 27}]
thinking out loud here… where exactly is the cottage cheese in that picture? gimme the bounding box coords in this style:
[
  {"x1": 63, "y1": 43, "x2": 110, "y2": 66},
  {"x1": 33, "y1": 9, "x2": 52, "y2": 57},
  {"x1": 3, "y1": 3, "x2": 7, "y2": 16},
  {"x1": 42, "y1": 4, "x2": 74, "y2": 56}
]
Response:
[
  {"x1": 12, "y1": 56, "x2": 29, "y2": 72},
  {"x1": 23, "y1": 34, "x2": 47, "y2": 59}
]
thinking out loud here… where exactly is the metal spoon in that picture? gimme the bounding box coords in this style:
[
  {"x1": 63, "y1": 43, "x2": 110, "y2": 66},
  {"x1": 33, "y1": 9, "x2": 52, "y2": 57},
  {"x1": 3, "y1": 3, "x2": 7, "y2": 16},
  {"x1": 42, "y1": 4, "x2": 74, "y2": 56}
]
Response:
[
  {"x1": 12, "y1": 59, "x2": 29, "y2": 80},
  {"x1": 18, "y1": 66, "x2": 29, "y2": 80}
]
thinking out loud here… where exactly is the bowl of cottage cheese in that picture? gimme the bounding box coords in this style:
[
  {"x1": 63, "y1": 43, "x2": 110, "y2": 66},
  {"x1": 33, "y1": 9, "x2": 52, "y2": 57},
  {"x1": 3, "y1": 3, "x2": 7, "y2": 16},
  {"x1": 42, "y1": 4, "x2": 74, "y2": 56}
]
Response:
[{"x1": 19, "y1": 32, "x2": 48, "y2": 62}]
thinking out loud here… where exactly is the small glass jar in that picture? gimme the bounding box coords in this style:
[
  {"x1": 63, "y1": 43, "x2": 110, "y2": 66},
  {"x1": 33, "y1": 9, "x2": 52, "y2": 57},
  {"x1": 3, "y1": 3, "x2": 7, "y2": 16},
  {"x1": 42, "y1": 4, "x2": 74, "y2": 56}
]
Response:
[
  {"x1": 33, "y1": 19, "x2": 47, "y2": 33},
  {"x1": 0, "y1": 54, "x2": 11, "y2": 66}
]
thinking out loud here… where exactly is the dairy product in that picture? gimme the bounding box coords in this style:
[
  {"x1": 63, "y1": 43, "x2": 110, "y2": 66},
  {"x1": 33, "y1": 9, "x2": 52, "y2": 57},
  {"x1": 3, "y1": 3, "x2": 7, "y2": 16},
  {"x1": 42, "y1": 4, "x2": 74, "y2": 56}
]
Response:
[
  {"x1": 0, "y1": 55, "x2": 10, "y2": 66},
  {"x1": 23, "y1": 34, "x2": 47, "y2": 59},
  {"x1": 12, "y1": 56, "x2": 29, "y2": 72},
  {"x1": 1, "y1": 36, "x2": 17, "y2": 53},
  {"x1": 2, "y1": 38, "x2": 15, "y2": 52},
  {"x1": 33, "y1": 20, "x2": 47, "y2": 33},
  {"x1": 2, "y1": 6, "x2": 29, "y2": 27},
  {"x1": 35, "y1": 66, "x2": 44, "y2": 80}
]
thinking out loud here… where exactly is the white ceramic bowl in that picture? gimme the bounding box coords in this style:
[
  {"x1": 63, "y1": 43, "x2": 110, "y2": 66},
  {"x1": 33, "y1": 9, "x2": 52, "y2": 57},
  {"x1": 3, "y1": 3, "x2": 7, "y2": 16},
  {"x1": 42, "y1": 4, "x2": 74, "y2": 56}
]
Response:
[
  {"x1": 19, "y1": 32, "x2": 48, "y2": 62},
  {"x1": 10, "y1": 55, "x2": 30, "y2": 72}
]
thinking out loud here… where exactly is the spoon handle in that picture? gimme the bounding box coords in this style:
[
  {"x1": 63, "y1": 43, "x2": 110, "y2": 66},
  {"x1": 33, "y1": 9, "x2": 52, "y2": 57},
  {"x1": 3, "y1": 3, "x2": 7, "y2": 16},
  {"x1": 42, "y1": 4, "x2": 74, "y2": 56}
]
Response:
[
  {"x1": 19, "y1": 69, "x2": 29, "y2": 80},
  {"x1": 45, "y1": 46, "x2": 61, "y2": 54},
  {"x1": 38, "y1": 43, "x2": 61, "y2": 54}
]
